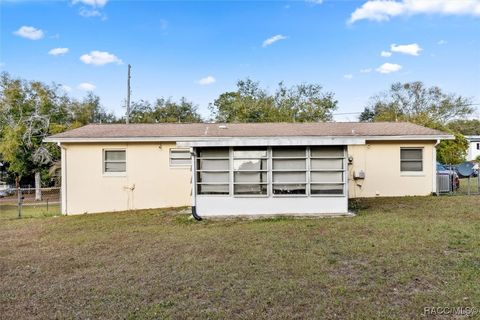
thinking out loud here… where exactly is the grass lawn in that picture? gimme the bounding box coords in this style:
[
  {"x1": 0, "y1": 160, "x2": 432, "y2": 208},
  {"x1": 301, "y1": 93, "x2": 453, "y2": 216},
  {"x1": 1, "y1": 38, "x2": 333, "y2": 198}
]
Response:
[
  {"x1": 458, "y1": 177, "x2": 480, "y2": 195},
  {"x1": 1, "y1": 196, "x2": 479, "y2": 319},
  {"x1": 0, "y1": 204, "x2": 61, "y2": 220}
]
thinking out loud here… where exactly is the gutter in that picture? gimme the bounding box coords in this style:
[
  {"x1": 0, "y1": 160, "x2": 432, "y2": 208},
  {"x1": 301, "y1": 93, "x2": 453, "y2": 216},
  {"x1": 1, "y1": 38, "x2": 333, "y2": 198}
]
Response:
[{"x1": 43, "y1": 134, "x2": 455, "y2": 144}]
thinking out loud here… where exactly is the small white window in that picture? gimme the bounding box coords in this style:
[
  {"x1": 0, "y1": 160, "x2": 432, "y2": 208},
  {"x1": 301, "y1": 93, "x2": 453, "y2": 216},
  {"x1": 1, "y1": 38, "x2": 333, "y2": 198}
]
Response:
[
  {"x1": 170, "y1": 148, "x2": 191, "y2": 166},
  {"x1": 103, "y1": 149, "x2": 126, "y2": 174},
  {"x1": 400, "y1": 148, "x2": 423, "y2": 172}
]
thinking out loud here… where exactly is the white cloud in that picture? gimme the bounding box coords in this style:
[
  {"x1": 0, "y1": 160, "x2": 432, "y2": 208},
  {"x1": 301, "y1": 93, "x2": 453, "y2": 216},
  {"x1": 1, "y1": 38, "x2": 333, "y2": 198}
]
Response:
[
  {"x1": 343, "y1": 74, "x2": 353, "y2": 80},
  {"x1": 376, "y1": 62, "x2": 402, "y2": 74},
  {"x1": 77, "y1": 82, "x2": 96, "y2": 91},
  {"x1": 80, "y1": 51, "x2": 122, "y2": 66},
  {"x1": 381, "y1": 50, "x2": 392, "y2": 57},
  {"x1": 390, "y1": 43, "x2": 422, "y2": 56},
  {"x1": 349, "y1": 0, "x2": 480, "y2": 24},
  {"x1": 48, "y1": 48, "x2": 69, "y2": 56},
  {"x1": 73, "y1": 0, "x2": 108, "y2": 8},
  {"x1": 197, "y1": 76, "x2": 216, "y2": 85},
  {"x1": 262, "y1": 34, "x2": 288, "y2": 47},
  {"x1": 79, "y1": 7, "x2": 102, "y2": 17},
  {"x1": 306, "y1": 0, "x2": 323, "y2": 5},
  {"x1": 13, "y1": 26, "x2": 44, "y2": 40},
  {"x1": 437, "y1": 39, "x2": 447, "y2": 45},
  {"x1": 360, "y1": 68, "x2": 372, "y2": 73}
]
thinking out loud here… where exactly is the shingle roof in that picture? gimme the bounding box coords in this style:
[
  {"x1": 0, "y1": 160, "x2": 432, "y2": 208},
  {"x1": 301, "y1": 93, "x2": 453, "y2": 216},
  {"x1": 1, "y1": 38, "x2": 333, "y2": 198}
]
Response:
[{"x1": 46, "y1": 122, "x2": 449, "y2": 141}]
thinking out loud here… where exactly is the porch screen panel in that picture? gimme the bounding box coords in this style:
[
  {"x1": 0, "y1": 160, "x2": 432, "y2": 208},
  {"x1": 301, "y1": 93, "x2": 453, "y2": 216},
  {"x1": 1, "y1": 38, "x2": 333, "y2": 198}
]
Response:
[
  {"x1": 272, "y1": 147, "x2": 307, "y2": 195},
  {"x1": 310, "y1": 146, "x2": 345, "y2": 195},
  {"x1": 197, "y1": 148, "x2": 229, "y2": 195},
  {"x1": 233, "y1": 148, "x2": 268, "y2": 195}
]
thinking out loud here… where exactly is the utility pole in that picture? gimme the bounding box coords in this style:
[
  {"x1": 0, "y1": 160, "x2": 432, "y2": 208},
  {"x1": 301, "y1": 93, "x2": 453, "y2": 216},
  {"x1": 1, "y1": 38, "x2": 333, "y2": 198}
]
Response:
[{"x1": 126, "y1": 64, "x2": 131, "y2": 124}]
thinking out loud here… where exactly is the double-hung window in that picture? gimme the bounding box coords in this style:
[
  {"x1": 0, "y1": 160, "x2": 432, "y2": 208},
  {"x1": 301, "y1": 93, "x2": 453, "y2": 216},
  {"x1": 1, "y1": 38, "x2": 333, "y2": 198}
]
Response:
[
  {"x1": 400, "y1": 148, "x2": 423, "y2": 172},
  {"x1": 197, "y1": 148, "x2": 230, "y2": 195},
  {"x1": 310, "y1": 146, "x2": 345, "y2": 195},
  {"x1": 233, "y1": 148, "x2": 268, "y2": 195},
  {"x1": 103, "y1": 149, "x2": 126, "y2": 174},
  {"x1": 272, "y1": 147, "x2": 307, "y2": 195},
  {"x1": 170, "y1": 148, "x2": 191, "y2": 166}
]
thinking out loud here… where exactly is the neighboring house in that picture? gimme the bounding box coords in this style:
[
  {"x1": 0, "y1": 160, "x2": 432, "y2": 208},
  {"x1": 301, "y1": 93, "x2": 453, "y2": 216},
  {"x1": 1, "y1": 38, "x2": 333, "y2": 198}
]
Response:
[
  {"x1": 44, "y1": 122, "x2": 453, "y2": 218},
  {"x1": 465, "y1": 136, "x2": 480, "y2": 161}
]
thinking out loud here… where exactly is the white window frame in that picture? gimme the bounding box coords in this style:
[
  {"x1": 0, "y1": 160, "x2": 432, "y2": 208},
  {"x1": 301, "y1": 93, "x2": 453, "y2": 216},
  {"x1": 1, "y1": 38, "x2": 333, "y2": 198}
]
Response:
[
  {"x1": 169, "y1": 148, "x2": 192, "y2": 167},
  {"x1": 194, "y1": 146, "x2": 347, "y2": 198},
  {"x1": 271, "y1": 147, "x2": 308, "y2": 197},
  {"x1": 309, "y1": 146, "x2": 346, "y2": 197},
  {"x1": 196, "y1": 148, "x2": 230, "y2": 196},
  {"x1": 233, "y1": 148, "x2": 269, "y2": 197},
  {"x1": 400, "y1": 147, "x2": 424, "y2": 174},
  {"x1": 103, "y1": 148, "x2": 127, "y2": 176}
]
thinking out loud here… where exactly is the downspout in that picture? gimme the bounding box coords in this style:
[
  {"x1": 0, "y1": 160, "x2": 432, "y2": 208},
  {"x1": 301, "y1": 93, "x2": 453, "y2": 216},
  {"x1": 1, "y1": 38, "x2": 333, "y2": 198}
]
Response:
[
  {"x1": 433, "y1": 139, "x2": 440, "y2": 195},
  {"x1": 58, "y1": 142, "x2": 68, "y2": 215},
  {"x1": 190, "y1": 148, "x2": 202, "y2": 221}
]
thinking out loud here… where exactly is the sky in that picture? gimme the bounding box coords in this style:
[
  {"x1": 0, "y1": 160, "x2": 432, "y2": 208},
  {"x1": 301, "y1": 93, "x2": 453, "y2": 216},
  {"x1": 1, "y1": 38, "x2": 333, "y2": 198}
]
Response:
[{"x1": 1, "y1": 0, "x2": 479, "y2": 121}]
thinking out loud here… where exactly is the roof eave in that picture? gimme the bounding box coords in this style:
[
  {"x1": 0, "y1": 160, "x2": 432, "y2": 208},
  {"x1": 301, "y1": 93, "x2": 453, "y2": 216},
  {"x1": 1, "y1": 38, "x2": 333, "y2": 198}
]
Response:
[{"x1": 44, "y1": 134, "x2": 454, "y2": 144}]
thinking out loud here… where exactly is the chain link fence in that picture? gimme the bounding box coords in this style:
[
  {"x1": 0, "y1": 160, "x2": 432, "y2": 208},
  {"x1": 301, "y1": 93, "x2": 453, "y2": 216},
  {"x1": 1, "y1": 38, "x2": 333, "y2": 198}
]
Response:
[
  {"x1": 0, "y1": 187, "x2": 61, "y2": 220},
  {"x1": 437, "y1": 174, "x2": 480, "y2": 196}
]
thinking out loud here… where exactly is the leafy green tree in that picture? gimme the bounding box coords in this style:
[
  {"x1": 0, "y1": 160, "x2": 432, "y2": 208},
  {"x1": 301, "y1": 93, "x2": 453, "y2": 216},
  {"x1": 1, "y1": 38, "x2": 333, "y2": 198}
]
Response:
[
  {"x1": 0, "y1": 73, "x2": 117, "y2": 194},
  {"x1": 210, "y1": 79, "x2": 338, "y2": 122},
  {"x1": 128, "y1": 97, "x2": 202, "y2": 123},
  {"x1": 447, "y1": 119, "x2": 480, "y2": 135},
  {"x1": 436, "y1": 132, "x2": 469, "y2": 165},
  {"x1": 359, "y1": 81, "x2": 474, "y2": 164},
  {"x1": 0, "y1": 73, "x2": 69, "y2": 197},
  {"x1": 359, "y1": 82, "x2": 473, "y2": 126},
  {"x1": 70, "y1": 93, "x2": 117, "y2": 126}
]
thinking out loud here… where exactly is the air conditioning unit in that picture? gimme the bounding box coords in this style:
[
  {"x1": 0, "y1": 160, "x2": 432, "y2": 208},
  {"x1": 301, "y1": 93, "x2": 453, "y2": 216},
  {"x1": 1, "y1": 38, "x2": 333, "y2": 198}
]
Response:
[{"x1": 437, "y1": 175, "x2": 451, "y2": 193}]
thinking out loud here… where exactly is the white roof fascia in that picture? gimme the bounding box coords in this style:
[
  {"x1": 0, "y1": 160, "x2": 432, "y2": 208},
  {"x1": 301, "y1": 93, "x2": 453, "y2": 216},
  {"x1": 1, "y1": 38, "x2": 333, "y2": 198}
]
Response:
[
  {"x1": 176, "y1": 137, "x2": 366, "y2": 147},
  {"x1": 44, "y1": 134, "x2": 454, "y2": 144}
]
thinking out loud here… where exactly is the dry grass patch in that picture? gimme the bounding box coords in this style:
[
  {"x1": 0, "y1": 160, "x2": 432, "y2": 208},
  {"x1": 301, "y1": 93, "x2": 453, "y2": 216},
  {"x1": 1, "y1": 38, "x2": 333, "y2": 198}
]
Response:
[{"x1": 1, "y1": 197, "x2": 479, "y2": 319}]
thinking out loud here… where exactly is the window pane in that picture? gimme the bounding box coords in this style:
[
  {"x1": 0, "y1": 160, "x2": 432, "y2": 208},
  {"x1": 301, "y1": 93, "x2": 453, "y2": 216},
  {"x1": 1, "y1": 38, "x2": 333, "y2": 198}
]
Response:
[
  {"x1": 105, "y1": 162, "x2": 126, "y2": 172},
  {"x1": 311, "y1": 172, "x2": 343, "y2": 183},
  {"x1": 272, "y1": 147, "x2": 306, "y2": 157},
  {"x1": 170, "y1": 150, "x2": 191, "y2": 159},
  {"x1": 234, "y1": 184, "x2": 267, "y2": 195},
  {"x1": 401, "y1": 161, "x2": 422, "y2": 171},
  {"x1": 311, "y1": 159, "x2": 343, "y2": 170},
  {"x1": 401, "y1": 149, "x2": 422, "y2": 160},
  {"x1": 198, "y1": 159, "x2": 229, "y2": 170},
  {"x1": 198, "y1": 148, "x2": 229, "y2": 158},
  {"x1": 273, "y1": 184, "x2": 306, "y2": 195},
  {"x1": 273, "y1": 159, "x2": 306, "y2": 170},
  {"x1": 311, "y1": 184, "x2": 343, "y2": 195},
  {"x1": 198, "y1": 184, "x2": 229, "y2": 195},
  {"x1": 311, "y1": 146, "x2": 344, "y2": 157},
  {"x1": 171, "y1": 159, "x2": 191, "y2": 166},
  {"x1": 197, "y1": 172, "x2": 229, "y2": 183},
  {"x1": 233, "y1": 149, "x2": 267, "y2": 158},
  {"x1": 234, "y1": 159, "x2": 267, "y2": 171},
  {"x1": 105, "y1": 150, "x2": 125, "y2": 161},
  {"x1": 273, "y1": 172, "x2": 306, "y2": 183},
  {"x1": 234, "y1": 172, "x2": 267, "y2": 183}
]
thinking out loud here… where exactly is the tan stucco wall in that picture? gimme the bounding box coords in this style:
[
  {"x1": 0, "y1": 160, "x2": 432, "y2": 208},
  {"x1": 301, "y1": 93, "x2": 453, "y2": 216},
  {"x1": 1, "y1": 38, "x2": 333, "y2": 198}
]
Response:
[
  {"x1": 347, "y1": 141, "x2": 436, "y2": 198},
  {"x1": 62, "y1": 142, "x2": 191, "y2": 214}
]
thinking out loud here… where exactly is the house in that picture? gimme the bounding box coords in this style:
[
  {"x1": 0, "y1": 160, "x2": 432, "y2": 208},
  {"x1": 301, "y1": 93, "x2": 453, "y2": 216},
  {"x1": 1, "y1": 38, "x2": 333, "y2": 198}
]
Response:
[
  {"x1": 465, "y1": 135, "x2": 480, "y2": 161},
  {"x1": 44, "y1": 122, "x2": 453, "y2": 218}
]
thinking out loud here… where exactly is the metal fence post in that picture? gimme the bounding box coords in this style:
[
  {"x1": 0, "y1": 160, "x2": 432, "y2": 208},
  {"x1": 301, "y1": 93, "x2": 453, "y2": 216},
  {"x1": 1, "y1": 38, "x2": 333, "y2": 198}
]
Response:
[{"x1": 17, "y1": 188, "x2": 22, "y2": 218}]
